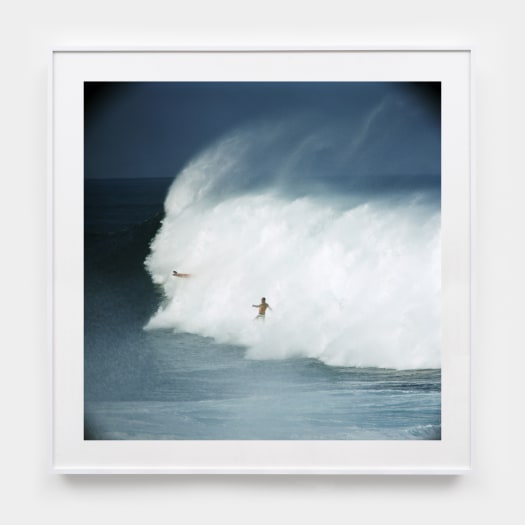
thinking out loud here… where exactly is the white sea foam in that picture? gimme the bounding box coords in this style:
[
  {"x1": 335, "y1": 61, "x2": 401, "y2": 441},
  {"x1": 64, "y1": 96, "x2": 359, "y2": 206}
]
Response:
[{"x1": 145, "y1": 127, "x2": 440, "y2": 370}]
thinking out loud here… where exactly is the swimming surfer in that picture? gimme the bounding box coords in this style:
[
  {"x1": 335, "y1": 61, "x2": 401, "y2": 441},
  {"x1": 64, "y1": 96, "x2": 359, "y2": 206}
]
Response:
[
  {"x1": 172, "y1": 270, "x2": 191, "y2": 278},
  {"x1": 252, "y1": 297, "x2": 272, "y2": 320}
]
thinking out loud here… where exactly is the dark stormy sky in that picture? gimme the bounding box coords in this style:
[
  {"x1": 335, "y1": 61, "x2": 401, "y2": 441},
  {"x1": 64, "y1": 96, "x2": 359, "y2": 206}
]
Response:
[{"x1": 84, "y1": 82, "x2": 441, "y2": 188}]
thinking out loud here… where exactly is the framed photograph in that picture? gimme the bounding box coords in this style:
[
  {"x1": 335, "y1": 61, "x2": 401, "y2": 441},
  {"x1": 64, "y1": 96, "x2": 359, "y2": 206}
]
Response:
[{"x1": 50, "y1": 48, "x2": 472, "y2": 474}]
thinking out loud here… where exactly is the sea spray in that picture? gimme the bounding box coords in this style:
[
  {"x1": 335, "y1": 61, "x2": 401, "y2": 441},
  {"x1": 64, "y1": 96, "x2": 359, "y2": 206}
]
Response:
[{"x1": 145, "y1": 124, "x2": 440, "y2": 370}]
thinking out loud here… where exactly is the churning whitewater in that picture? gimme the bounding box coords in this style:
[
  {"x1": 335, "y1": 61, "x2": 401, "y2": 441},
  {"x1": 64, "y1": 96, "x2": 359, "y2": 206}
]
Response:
[{"x1": 145, "y1": 122, "x2": 440, "y2": 370}]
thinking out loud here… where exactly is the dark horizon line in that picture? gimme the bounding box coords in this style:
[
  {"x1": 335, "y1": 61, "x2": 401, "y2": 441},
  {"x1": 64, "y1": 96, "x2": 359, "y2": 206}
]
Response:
[
  {"x1": 84, "y1": 176, "x2": 175, "y2": 181},
  {"x1": 84, "y1": 173, "x2": 441, "y2": 182}
]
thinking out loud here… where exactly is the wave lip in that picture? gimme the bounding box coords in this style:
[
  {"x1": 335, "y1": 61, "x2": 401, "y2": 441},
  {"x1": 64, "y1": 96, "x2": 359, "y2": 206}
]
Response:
[{"x1": 145, "y1": 125, "x2": 440, "y2": 370}]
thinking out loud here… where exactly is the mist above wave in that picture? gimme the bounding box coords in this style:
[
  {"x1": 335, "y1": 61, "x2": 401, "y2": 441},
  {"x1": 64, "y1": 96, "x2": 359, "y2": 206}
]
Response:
[{"x1": 145, "y1": 111, "x2": 440, "y2": 370}]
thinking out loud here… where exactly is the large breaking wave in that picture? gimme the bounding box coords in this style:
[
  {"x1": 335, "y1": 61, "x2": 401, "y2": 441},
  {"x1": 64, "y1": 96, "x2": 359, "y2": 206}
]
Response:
[{"x1": 145, "y1": 117, "x2": 440, "y2": 370}]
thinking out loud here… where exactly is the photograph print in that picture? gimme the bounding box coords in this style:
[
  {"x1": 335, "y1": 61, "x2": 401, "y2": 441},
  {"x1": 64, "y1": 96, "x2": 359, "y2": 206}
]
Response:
[{"x1": 84, "y1": 81, "x2": 441, "y2": 440}]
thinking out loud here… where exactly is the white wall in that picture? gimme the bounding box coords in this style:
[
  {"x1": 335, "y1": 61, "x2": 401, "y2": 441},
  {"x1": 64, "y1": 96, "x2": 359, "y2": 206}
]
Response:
[{"x1": 1, "y1": 1, "x2": 523, "y2": 523}]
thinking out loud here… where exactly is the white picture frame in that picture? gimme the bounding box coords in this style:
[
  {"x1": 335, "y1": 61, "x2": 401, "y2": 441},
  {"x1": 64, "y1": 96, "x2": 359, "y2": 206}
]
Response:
[{"x1": 50, "y1": 48, "x2": 472, "y2": 474}]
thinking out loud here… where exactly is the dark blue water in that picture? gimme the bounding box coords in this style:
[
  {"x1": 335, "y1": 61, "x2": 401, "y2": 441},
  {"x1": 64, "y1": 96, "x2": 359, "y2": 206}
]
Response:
[{"x1": 84, "y1": 178, "x2": 441, "y2": 440}]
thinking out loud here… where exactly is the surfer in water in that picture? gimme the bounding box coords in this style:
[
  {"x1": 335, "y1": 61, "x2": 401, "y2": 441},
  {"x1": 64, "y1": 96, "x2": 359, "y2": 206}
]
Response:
[
  {"x1": 252, "y1": 297, "x2": 272, "y2": 320},
  {"x1": 172, "y1": 270, "x2": 191, "y2": 278}
]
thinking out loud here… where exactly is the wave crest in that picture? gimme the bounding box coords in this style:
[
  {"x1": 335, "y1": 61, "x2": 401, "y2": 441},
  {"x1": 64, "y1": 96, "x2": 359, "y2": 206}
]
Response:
[{"x1": 145, "y1": 126, "x2": 440, "y2": 370}]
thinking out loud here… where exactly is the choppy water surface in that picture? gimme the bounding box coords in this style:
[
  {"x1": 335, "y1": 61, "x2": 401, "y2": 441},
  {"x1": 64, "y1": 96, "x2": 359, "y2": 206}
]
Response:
[{"x1": 85, "y1": 328, "x2": 440, "y2": 440}]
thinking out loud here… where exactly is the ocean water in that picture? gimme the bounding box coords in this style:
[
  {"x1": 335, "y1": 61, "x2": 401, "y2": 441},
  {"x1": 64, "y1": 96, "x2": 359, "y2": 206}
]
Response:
[{"x1": 84, "y1": 176, "x2": 441, "y2": 440}]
